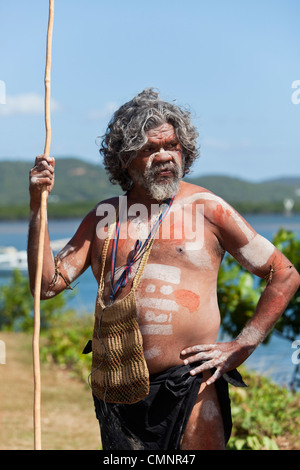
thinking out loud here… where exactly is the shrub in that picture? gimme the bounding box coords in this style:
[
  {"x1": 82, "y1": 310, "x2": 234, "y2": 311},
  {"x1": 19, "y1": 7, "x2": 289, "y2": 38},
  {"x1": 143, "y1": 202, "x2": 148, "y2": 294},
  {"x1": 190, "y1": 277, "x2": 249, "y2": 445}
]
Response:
[{"x1": 40, "y1": 310, "x2": 93, "y2": 383}]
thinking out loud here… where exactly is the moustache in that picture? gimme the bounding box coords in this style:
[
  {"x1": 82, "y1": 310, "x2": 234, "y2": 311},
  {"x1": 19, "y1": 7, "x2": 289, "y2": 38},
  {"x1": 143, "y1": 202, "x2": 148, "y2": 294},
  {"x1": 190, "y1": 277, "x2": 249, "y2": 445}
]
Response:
[{"x1": 147, "y1": 161, "x2": 180, "y2": 177}]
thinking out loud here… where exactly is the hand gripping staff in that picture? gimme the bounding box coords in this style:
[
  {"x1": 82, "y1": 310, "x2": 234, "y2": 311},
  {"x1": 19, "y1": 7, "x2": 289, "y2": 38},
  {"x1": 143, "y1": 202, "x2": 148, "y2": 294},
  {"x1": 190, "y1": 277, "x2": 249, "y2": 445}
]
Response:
[{"x1": 33, "y1": 0, "x2": 54, "y2": 450}]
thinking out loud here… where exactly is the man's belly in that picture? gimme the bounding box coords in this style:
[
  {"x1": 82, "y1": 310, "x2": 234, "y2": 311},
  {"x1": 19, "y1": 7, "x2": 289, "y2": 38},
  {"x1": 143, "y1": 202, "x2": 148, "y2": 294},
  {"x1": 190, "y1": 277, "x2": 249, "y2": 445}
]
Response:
[{"x1": 135, "y1": 276, "x2": 221, "y2": 374}]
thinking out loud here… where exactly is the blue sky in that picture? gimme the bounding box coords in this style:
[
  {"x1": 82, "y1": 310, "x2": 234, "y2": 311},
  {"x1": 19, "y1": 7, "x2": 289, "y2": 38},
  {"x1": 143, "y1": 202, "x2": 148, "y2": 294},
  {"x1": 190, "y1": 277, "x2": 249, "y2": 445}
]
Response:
[{"x1": 0, "y1": 0, "x2": 299, "y2": 182}]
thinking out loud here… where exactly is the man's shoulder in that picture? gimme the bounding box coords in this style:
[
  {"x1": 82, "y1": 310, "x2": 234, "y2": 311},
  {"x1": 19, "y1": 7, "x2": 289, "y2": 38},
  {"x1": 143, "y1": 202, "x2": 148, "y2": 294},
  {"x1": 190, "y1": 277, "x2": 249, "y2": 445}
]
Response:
[
  {"x1": 83, "y1": 196, "x2": 118, "y2": 217},
  {"x1": 179, "y1": 181, "x2": 227, "y2": 207},
  {"x1": 95, "y1": 195, "x2": 120, "y2": 210},
  {"x1": 179, "y1": 181, "x2": 238, "y2": 229},
  {"x1": 78, "y1": 196, "x2": 120, "y2": 226},
  {"x1": 180, "y1": 181, "x2": 255, "y2": 239}
]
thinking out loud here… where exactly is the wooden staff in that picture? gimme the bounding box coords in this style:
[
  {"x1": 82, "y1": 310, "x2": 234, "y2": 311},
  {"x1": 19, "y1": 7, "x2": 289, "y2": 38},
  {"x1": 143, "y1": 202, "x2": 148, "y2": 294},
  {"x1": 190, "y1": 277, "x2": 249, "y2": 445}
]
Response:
[{"x1": 33, "y1": 0, "x2": 54, "y2": 450}]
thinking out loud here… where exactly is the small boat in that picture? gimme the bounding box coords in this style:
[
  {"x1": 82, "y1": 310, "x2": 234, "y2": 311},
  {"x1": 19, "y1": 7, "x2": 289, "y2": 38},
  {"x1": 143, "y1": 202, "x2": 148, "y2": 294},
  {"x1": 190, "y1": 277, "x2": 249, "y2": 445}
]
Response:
[
  {"x1": 0, "y1": 239, "x2": 70, "y2": 274},
  {"x1": 0, "y1": 247, "x2": 28, "y2": 273}
]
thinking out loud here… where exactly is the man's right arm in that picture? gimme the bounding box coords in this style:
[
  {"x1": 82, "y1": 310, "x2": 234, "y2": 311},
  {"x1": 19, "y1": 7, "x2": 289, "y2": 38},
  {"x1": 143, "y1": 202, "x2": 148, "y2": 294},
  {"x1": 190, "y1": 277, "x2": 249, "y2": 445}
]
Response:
[
  {"x1": 27, "y1": 155, "x2": 96, "y2": 299},
  {"x1": 28, "y1": 155, "x2": 57, "y2": 298}
]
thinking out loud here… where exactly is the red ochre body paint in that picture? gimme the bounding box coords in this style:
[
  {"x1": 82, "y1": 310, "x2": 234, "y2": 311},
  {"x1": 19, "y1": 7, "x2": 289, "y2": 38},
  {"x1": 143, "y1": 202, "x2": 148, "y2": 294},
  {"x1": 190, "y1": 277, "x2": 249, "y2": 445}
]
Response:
[
  {"x1": 213, "y1": 204, "x2": 231, "y2": 225},
  {"x1": 174, "y1": 289, "x2": 200, "y2": 313}
]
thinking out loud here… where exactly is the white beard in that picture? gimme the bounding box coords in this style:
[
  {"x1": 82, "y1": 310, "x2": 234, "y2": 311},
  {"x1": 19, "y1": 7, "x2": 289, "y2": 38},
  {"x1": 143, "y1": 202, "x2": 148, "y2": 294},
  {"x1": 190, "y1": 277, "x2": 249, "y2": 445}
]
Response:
[
  {"x1": 144, "y1": 178, "x2": 180, "y2": 202},
  {"x1": 130, "y1": 156, "x2": 183, "y2": 202}
]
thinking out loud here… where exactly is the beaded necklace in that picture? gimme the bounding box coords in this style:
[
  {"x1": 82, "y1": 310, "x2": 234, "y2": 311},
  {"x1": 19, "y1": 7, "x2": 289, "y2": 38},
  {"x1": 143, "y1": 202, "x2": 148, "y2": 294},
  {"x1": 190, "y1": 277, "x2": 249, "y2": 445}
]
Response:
[{"x1": 109, "y1": 195, "x2": 175, "y2": 301}]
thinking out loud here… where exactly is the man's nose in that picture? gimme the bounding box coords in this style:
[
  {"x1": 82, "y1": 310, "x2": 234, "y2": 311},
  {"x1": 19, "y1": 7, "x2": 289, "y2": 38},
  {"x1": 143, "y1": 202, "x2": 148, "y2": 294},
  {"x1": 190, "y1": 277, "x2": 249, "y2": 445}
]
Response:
[{"x1": 153, "y1": 148, "x2": 172, "y2": 163}]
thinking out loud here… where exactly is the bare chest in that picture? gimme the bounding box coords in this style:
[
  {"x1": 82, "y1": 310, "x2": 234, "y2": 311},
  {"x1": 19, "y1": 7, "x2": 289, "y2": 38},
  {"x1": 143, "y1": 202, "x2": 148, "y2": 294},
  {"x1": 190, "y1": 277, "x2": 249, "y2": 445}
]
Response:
[{"x1": 91, "y1": 220, "x2": 222, "y2": 303}]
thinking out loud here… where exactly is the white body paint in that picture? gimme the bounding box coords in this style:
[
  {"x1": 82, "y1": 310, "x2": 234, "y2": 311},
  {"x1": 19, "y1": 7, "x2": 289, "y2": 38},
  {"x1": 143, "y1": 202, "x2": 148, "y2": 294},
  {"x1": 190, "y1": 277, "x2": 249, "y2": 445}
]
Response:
[
  {"x1": 160, "y1": 285, "x2": 173, "y2": 295},
  {"x1": 183, "y1": 192, "x2": 254, "y2": 241},
  {"x1": 238, "y1": 234, "x2": 275, "y2": 268},
  {"x1": 53, "y1": 243, "x2": 78, "y2": 284},
  {"x1": 45, "y1": 290, "x2": 56, "y2": 298},
  {"x1": 137, "y1": 265, "x2": 180, "y2": 341},
  {"x1": 138, "y1": 297, "x2": 179, "y2": 312},
  {"x1": 145, "y1": 310, "x2": 169, "y2": 323},
  {"x1": 184, "y1": 240, "x2": 213, "y2": 270},
  {"x1": 200, "y1": 400, "x2": 220, "y2": 421},
  {"x1": 30, "y1": 209, "x2": 40, "y2": 220},
  {"x1": 140, "y1": 324, "x2": 173, "y2": 335},
  {"x1": 236, "y1": 325, "x2": 265, "y2": 347},
  {"x1": 141, "y1": 263, "x2": 181, "y2": 284},
  {"x1": 145, "y1": 284, "x2": 156, "y2": 293},
  {"x1": 57, "y1": 243, "x2": 74, "y2": 258},
  {"x1": 127, "y1": 203, "x2": 160, "y2": 240},
  {"x1": 167, "y1": 202, "x2": 205, "y2": 244},
  {"x1": 61, "y1": 259, "x2": 77, "y2": 283},
  {"x1": 105, "y1": 262, "x2": 138, "y2": 283},
  {"x1": 144, "y1": 346, "x2": 162, "y2": 360}
]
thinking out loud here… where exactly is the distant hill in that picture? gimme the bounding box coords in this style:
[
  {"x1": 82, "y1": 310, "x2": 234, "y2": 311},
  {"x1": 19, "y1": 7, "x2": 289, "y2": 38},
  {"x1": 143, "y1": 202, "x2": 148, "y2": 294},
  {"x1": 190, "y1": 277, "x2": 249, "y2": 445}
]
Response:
[
  {"x1": 0, "y1": 157, "x2": 121, "y2": 207},
  {"x1": 0, "y1": 157, "x2": 299, "y2": 218},
  {"x1": 186, "y1": 174, "x2": 300, "y2": 204}
]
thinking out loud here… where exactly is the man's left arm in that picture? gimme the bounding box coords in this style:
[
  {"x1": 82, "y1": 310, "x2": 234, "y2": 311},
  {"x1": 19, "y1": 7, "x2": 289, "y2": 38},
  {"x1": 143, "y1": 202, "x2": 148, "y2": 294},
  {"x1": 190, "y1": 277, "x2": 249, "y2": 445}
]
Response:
[{"x1": 181, "y1": 203, "x2": 300, "y2": 384}]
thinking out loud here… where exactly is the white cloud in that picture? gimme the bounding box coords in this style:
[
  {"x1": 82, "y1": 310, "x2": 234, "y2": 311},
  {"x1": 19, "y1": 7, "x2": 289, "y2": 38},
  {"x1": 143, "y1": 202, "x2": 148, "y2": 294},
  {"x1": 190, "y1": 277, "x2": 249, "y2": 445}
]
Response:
[
  {"x1": 0, "y1": 92, "x2": 62, "y2": 116},
  {"x1": 86, "y1": 101, "x2": 119, "y2": 121}
]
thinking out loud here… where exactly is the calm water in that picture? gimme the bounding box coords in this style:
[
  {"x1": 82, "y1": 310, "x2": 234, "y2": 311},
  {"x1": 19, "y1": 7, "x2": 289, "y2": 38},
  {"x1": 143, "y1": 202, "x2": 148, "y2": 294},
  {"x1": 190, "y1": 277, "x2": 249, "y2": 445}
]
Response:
[{"x1": 1, "y1": 213, "x2": 300, "y2": 389}]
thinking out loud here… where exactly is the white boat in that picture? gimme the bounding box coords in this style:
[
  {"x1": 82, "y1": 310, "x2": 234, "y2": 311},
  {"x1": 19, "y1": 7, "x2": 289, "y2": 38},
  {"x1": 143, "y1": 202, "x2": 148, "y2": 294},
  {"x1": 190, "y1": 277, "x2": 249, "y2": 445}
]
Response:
[
  {"x1": 0, "y1": 247, "x2": 28, "y2": 272},
  {"x1": 0, "y1": 239, "x2": 70, "y2": 273}
]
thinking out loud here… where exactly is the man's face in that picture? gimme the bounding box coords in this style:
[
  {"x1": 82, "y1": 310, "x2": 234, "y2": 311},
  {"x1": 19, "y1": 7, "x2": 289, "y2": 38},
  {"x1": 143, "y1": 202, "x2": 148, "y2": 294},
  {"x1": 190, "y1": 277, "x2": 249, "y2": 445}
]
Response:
[{"x1": 127, "y1": 123, "x2": 184, "y2": 202}]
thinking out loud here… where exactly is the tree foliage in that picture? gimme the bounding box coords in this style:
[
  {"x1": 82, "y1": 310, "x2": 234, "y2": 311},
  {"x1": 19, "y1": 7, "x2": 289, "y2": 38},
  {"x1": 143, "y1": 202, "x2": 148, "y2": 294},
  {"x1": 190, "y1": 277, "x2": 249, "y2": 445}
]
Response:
[
  {"x1": 217, "y1": 228, "x2": 300, "y2": 343},
  {"x1": 270, "y1": 228, "x2": 300, "y2": 341},
  {"x1": 0, "y1": 269, "x2": 67, "y2": 332},
  {"x1": 228, "y1": 366, "x2": 300, "y2": 450}
]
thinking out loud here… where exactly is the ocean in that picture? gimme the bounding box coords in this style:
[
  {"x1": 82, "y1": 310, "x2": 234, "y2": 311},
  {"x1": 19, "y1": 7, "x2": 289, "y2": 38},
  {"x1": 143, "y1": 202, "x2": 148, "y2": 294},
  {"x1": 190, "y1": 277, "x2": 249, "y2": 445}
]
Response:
[{"x1": 1, "y1": 212, "x2": 300, "y2": 390}]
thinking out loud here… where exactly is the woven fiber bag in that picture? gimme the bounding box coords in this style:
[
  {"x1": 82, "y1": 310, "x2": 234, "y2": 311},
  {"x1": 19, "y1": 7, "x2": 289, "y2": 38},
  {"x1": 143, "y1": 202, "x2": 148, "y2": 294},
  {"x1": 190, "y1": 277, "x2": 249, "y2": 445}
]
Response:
[
  {"x1": 91, "y1": 289, "x2": 150, "y2": 404},
  {"x1": 90, "y1": 219, "x2": 154, "y2": 404}
]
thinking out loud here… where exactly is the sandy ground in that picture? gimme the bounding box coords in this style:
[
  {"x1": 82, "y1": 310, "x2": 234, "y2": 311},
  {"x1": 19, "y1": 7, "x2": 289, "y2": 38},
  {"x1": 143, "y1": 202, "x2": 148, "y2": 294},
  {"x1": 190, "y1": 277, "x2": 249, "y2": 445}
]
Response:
[{"x1": 0, "y1": 331, "x2": 101, "y2": 450}]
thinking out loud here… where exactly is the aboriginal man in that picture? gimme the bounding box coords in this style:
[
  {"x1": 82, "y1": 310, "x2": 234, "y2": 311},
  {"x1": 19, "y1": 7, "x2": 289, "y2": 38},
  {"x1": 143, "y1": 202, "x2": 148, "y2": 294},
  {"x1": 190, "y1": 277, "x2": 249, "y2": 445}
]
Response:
[{"x1": 28, "y1": 88, "x2": 300, "y2": 450}]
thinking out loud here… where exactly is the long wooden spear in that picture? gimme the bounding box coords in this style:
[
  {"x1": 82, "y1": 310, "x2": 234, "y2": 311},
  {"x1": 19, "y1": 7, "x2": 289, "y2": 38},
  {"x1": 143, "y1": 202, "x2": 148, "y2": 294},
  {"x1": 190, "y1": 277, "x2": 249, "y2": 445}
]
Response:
[{"x1": 33, "y1": 0, "x2": 54, "y2": 450}]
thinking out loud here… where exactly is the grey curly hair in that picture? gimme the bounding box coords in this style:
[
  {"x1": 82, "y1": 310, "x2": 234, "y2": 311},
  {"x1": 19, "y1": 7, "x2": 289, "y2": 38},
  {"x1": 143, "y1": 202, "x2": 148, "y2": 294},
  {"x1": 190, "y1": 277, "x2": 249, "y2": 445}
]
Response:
[{"x1": 100, "y1": 88, "x2": 200, "y2": 191}]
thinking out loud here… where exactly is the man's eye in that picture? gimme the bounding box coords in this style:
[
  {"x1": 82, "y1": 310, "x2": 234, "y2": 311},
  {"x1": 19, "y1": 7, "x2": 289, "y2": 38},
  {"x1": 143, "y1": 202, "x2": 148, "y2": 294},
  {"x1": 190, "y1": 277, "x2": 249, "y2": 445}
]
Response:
[{"x1": 167, "y1": 143, "x2": 179, "y2": 150}]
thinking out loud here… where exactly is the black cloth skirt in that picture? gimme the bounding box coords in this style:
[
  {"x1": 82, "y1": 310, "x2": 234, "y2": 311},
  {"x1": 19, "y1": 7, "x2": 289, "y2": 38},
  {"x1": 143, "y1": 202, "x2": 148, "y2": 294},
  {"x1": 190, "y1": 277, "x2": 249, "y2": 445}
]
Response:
[{"x1": 93, "y1": 362, "x2": 246, "y2": 450}]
